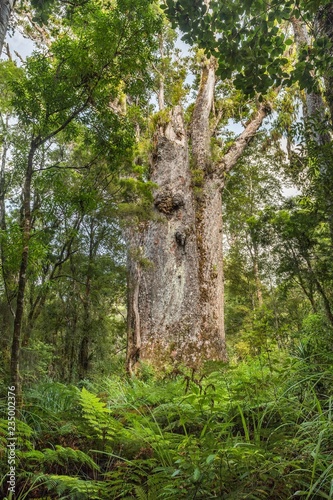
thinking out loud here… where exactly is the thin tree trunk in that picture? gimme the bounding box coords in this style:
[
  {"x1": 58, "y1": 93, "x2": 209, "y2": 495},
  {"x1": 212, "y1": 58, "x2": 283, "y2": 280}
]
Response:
[
  {"x1": 246, "y1": 234, "x2": 264, "y2": 308},
  {"x1": 126, "y1": 243, "x2": 142, "y2": 374},
  {"x1": 291, "y1": 16, "x2": 333, "y2": 245},
  {"x1": 0, "y1": 0, "x2": 15, "y2": 56},
  {"x1": 0, "y1": 117, "x2": 7, "y2": 229},
  {"x1": 78, "y1": 218, "x2": 95, "y2": 379},
  {"x1": 0, "y1": 121, "x2": 12, "y2": 363},
  {"x1": 0, "y1": 114, "x2": 15, "y2": 319},
  {"x1": 158, "y1": 78, "x2": 165, "y2": 111},
  {"x1": 11, "y1": 140, "x2": 36, "y2": 406},
  {"x1": 253, "y1": 248, "x2": 263, "y2": 307},
  {"x1": 157, "y1": 36, "x2": 165, "y2": 111},
  {"x1": 64, "y1": 312, "x2": 78, "y2": 383}
]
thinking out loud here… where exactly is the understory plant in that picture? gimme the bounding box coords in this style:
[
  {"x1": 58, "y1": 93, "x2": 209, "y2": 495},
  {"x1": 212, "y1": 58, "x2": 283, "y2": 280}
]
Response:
[{"x1": 0, "y1": 343, "x2": 333, "y2": 499}]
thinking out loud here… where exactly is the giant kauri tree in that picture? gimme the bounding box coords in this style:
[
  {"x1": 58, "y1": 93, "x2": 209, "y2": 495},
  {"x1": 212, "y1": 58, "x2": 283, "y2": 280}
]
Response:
[{"x1": 126, "y1": 57, "x2": 273, "y2": 371}]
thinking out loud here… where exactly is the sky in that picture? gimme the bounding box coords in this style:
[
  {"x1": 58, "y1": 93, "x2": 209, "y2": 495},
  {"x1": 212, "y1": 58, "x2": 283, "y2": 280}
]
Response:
[{"x1": 3, "y1": 29, "x2": 35, "y2": 62}]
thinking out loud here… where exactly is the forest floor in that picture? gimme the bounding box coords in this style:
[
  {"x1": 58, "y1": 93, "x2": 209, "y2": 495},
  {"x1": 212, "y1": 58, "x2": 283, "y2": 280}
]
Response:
[{"x1": 1, "y1": 342, "x2": 333, "y2": 499}]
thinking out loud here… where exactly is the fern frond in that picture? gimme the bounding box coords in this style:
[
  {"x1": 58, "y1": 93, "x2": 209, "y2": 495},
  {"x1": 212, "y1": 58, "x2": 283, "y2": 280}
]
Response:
[
  {"x1": 42, "y1": 445, "x2": 100, "y2": 471},
  {"x1": 79, "y1": 387, "x2": 119, "y2": 442},
  {"x1": 45, "y1": 474, "x2": 107, "y2": 499},
  {"x1": 134, "y1": 485, "x2": 148, "y2": 500}
]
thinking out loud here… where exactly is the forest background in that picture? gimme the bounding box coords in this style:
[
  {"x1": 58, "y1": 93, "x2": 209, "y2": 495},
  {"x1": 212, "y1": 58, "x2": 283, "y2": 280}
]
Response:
[{"x1": 1, "y1": 0, "x2": 333, "y2": 498}]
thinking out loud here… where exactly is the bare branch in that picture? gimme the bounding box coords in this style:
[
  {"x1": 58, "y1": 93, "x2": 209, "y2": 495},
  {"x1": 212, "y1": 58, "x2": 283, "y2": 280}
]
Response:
[
  {"x1": 5, "y1": 43, "x2": 12, "y2": 61},
  {"x1": 25, "y1": 12, "x2": 51, "y2": 47},
  {"x1": 218, "y1": 101, "x2": 273, "y2": 176},
  {"x1": 13, "y1": 49, "x2": 24, "y2": 65}
]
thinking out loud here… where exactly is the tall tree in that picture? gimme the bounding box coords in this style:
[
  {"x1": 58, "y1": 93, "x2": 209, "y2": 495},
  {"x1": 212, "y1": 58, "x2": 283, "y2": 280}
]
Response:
[{"x1": 126, "y1": 55, "x2": 275, "y2": 371}]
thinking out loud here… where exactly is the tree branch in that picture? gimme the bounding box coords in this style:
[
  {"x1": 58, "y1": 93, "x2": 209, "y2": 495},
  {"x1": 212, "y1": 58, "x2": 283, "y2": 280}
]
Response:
[
  {"x1": 218, "y1": 101, "x2": 272, "y2": 176},
  {"x1": 191, "y1": 58, "x2": 216, "y2": 170}
]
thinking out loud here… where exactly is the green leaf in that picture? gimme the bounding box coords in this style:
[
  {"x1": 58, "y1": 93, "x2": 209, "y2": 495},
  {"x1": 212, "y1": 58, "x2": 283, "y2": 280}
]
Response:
[
  {"x1": 171, "y1": 469, "x2": 181, "y2": 477},
  {"x1": 206, "y1": 454, "x2": 216, "y2": 464},
  {"x1": 193, "y1": 468, "x2": 201, "y2": 481}
]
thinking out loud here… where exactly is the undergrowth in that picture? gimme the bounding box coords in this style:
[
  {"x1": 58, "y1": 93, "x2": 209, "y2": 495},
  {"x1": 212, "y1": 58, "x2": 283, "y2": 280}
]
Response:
[{"x1": 1, "y1": 348, "x2": 333, "y2": 499}]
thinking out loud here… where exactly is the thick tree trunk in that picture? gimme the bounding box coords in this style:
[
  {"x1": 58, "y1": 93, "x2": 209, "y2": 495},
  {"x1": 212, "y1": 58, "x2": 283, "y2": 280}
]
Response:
[
  {"x1": 195, "y1": 178, "x2": 225, "y2": 359},
  {"x1": 126, "y1": 63, "x2": 271, "y2": 371},
  {"x1": 127, "y1": 106, "x2": 202, "y2": 370},
  {"x1": 0, "y1": 0, "x2": 15, "y2": 55}
]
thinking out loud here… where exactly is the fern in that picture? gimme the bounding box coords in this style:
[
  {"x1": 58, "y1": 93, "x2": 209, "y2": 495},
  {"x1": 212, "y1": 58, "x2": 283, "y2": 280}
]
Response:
[
  {"x1": 0, "y1": 418, "x2": 34, "y2": 450},
  {"x1": 1, "y1": 473, "x2": 52, "y2": 500},
  {"x1": 17, "y1": 449, "x2": 44, "y2": 467},
  {"x1": 79, "y1": 387, "x2": 119, "y2": 443},
  {"x1": 42, "y1": 445, "x2": 100, "y2": 472},
  {"x1": 134, "y1": 485, "x2": 149, "y2": 499},
  {"x1": 1, "y1": 348, "x2": 333, "y2": 500},
  {"x1": 43, "y1": 474, "x2": 107, "y2": 499},
  {"x1": 21, "y1": 382, "x2": 80, "y2": 434}
]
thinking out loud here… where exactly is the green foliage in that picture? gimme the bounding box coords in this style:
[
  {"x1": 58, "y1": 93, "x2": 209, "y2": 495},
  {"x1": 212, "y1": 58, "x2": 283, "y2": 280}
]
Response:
[
  {"x1": 79, "y1": 387, "x2": 119, "y2": 443},
  {"x1": 0, "y1": 61, "x2": 24, "y2": 112},
  {"x1": 0, "y1": 0, "x2": 163, "y2": 389},
  {"x1": 1, "y1": 348, "x2": 332, "y2": 499},
  {"x1": 14, "y1": 0, "x2": 161, "y2": 133},
  {"x1": 36, "y1": 474, "x2": 107, "y2": 499},
  {"x1": 163, "y1": 0, "x2": 333, "y2": 96},
  {"x1": 0, "y1": 418, "x2": 34, "y2": 451}
]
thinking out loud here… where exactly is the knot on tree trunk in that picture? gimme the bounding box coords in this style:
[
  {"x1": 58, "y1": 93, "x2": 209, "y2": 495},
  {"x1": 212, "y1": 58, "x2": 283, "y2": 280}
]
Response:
[{"x1": 154, "y1": 189, "x2": 184, "y2": 214}]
